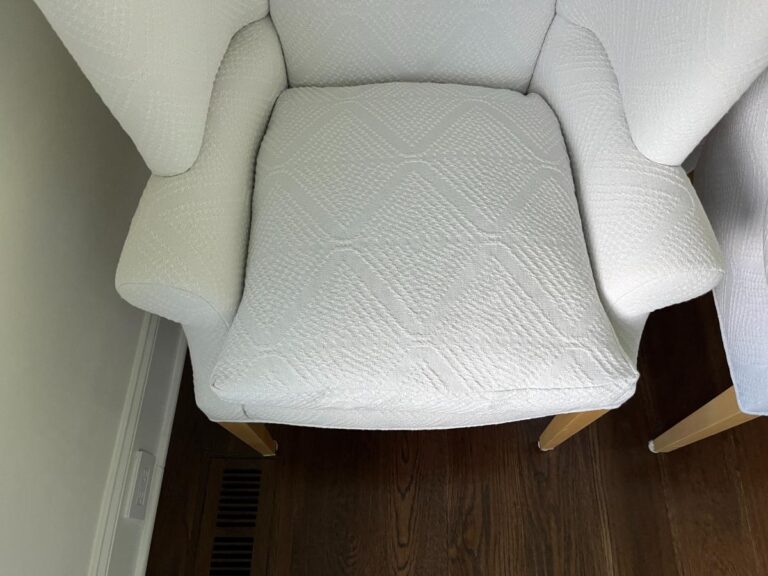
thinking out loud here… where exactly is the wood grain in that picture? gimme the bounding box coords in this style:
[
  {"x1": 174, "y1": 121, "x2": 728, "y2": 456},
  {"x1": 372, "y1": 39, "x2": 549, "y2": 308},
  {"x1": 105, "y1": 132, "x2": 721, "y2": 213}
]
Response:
[{"x1": 149, "y1": 295, "x2": 768, "y2": 576}]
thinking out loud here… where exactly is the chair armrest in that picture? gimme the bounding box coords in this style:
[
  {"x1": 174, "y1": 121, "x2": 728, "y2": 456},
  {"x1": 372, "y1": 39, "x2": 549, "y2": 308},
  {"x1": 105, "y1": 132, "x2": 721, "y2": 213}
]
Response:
[
  {"x1": 530, "y1": 16, "x2": 724, "y2": 358},
  {"x1": 34, "y1": 0, "x2": 268, "y2": 175},
  {"x1": 117, "y1": 17, "x2": 285, "y2": 325},
  {"x1": 116, "y1": 19, "x2": 286, "y2": 418}
]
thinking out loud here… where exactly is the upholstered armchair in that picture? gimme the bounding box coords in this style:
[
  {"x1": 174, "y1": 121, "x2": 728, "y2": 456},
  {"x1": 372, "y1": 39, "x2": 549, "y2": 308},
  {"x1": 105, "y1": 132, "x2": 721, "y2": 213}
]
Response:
[
  {"x1": 650, "y1": 70, "x2": 768, "y2": 453},
  {"x1": 35, "y1": 0, "x2": 768, "y2": 454}
]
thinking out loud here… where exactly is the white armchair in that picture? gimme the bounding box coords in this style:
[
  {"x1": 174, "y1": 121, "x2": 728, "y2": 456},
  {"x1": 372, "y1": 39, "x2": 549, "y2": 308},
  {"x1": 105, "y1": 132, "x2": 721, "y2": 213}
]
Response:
[
  {"x1": 35, "y1": 0, "x2": 768, "y2": 453},
  {"x1": 650, "y1": 70, "x2": 768, "y2": 453}
]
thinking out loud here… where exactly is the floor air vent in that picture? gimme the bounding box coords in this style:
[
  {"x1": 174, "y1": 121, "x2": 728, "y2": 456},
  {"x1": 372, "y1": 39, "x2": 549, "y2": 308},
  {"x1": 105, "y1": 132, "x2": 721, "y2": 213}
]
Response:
[
  {"x1": 217, "y1": 467, "x2": 261, "y2": 528},
  {"x1": 195, "y1": 459, "x2": 275, "y2": 576}
]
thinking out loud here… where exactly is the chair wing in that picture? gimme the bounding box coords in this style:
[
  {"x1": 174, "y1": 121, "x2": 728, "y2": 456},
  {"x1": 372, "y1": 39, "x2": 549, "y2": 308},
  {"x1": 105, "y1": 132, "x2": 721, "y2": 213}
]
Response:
[
  {"x1": 558, "y1": 0, "x2": 768, "y2": 166},
  {"x1": 115, "y1": 19, "x2": 286, "y2": 420},
  {"x1": 531, "y1": 16, "x2": 724, "y2": 358},
  {"x1": 33, "y1": 0, "x2": 268, "y2": 175}
]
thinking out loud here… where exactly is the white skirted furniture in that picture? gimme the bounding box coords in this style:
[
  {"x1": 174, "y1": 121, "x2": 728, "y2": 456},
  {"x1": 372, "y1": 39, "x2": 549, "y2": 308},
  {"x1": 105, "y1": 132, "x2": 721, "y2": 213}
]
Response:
[
  {"x1": 650, "y1": 70, "x2": 768, "y2": 453},
  {"x1": 35, "y1": 0, "x2": 768, "y2": 454}
]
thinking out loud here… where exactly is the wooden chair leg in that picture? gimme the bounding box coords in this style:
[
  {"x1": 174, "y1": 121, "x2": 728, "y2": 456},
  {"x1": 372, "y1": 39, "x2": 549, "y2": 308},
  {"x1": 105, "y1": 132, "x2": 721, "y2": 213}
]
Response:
[
  {"x1": 649, "y1": 386, "x2": 756, "y2": 454},
  {"x1": 219, "y1": 422, "x2": 278, "y2": 456},
  {"x1": 538, "y1": 409, "x2": 609, "y2": 451}
]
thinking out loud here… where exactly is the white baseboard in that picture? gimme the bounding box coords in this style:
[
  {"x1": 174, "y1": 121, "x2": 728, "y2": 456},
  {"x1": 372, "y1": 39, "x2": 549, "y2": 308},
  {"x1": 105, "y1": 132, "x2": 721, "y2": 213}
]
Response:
[{"x1": 88, "y1": 314, "x2": 187, "y2": 576}]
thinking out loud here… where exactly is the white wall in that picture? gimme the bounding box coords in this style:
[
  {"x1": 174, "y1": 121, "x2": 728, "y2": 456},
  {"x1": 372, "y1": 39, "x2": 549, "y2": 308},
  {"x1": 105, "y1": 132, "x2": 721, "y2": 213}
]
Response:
[{"x1": 0, "y1": 1, "x2": 150, "y2": 574}]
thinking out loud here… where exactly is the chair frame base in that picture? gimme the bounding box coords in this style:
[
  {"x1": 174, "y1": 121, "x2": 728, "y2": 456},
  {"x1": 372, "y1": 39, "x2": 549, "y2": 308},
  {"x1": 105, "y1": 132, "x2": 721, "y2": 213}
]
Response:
[
  {"x1": 649, "y1": 386, "x2": 757, "y2": 453},
  {"x1": 219, "y1": 422, "x2": 278, "y2": 456}
]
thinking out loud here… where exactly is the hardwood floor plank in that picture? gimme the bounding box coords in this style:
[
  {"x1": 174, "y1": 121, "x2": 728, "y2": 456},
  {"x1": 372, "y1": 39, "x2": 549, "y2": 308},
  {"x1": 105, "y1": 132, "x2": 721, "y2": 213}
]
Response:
[
  {"x1": 264, "y1": 425, "x2": 306, "y2": 576},
  {"x1": 281, "y1": 429, "x2": 387, "y2": 576},
  {"x1": 266, "y1": 427, "x2": 451, "y2": 576},
  {"x1": 657, "y1": 436, "x2": 757, "y2": 575},
  {"x1": 642, "y1": 296, "x2": 759, "y2": 576},
  {"x1": 594, "y1": 391, "x2": 678, "y2": 576},
  {"x1": 385, "y1": 431, "x2": 449, "y2": 576},
  {"x1": 731, "y1": 417, "x2": 768, "y2": 573},
  {"x1": 447, "y1": 419, "x2": 612, "y2": 576}
]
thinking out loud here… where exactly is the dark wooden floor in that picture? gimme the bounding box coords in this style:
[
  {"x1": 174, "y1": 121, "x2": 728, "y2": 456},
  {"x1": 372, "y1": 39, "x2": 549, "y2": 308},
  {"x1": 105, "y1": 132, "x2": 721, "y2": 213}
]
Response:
[{"x1": 148, "y1": 294, "x2": 768, "y2": 576}]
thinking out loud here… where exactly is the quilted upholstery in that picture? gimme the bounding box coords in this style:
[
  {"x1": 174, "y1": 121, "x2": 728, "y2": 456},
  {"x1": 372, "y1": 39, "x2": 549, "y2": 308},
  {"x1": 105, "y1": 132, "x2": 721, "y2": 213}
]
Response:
[
  {"x1": 530, "y1": 17, "x2": 724, "y2": 359},
  {"x1": 270, "y1": 0, "x2": 555, "y2": 91},
  {"x1": 697, "y1": 70, "x2": 768, "y2": 416},
  {"x1": 557, "y1": 0, "x2": 768, "y2": 166},
  {"x1": 33, "y1": 0, "x2": 268, "y2": 176},
  {"x1": 116, "y1": 18, "x2": 287, "y2": 420},
  {"x1": 51, "y1": 0, "x2": 755, "y2": 427},
  {"x1": 210, "y1": 83, "x2": 638, "y2": 429}
]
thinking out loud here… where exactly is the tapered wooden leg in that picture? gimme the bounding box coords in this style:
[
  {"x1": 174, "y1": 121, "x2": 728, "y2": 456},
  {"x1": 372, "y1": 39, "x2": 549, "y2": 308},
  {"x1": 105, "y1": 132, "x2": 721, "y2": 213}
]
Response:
[
  {"x1": 649, "y1": 386, "x2": 756, "y2": 454},
  {"x1": 538, "y1": 409, "x2": 609, "y2": 451},
  {"x1": 219, "y1": 422, "x2": 278, "y2": 456}
]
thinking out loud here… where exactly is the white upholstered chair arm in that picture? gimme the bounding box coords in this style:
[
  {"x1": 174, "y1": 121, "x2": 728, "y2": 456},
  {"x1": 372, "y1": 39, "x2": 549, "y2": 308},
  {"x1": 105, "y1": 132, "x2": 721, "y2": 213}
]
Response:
[
  {"x1": 556, "y1": 0, "x2": 768, "y2": 166},
  {"x1": 34, "y1": 0, "x2": 269, "y2": 175},
  {"x1": 531, "y1": 17, "x2": 724, "y2": 359},
  {"x1": 115, "y1": 19, "x2": 286, "y2": 419}
]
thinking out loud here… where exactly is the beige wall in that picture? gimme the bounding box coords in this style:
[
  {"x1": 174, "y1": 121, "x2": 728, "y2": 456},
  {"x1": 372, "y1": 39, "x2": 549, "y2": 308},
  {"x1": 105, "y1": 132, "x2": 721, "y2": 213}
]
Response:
[{"x1": 0, "y1": 1, "x2": 150, "y2": 574}]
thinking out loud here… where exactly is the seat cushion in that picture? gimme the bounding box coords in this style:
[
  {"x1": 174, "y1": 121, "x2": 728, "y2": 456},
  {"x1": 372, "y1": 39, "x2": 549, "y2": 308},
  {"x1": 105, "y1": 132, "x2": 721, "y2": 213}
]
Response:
[
  {"x1": 211, "y1": 82, "x2": 637, "y2": 429},
  {"x1": 270, "y1": 0, "x2": 555, "y2": 91}
]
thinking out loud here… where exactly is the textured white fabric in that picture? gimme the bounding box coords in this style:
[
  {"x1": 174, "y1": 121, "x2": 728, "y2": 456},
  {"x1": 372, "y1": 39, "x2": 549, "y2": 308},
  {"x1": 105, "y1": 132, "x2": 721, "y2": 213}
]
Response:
[
  {"x1": 557, "y1": 0, "x2": 768, "y2": 166},
  {"x1": 270, "y1": 0, "x2": 555, "y2": 91},
  {"x1": 210, "y1": 83, "x2": 637, "y2": 429},
  {"x1": 116, "y1": 19, "x2": 287, "y2": 420},
  {"x1": 530, "y1": 17, "x2": 724, "y2": 359},
  {"x1": 697, "y1": 70, "x2": 768, "y2": 416},
  {"x1": 33, "y1": 0, "x2": 268, "y2": 176}
]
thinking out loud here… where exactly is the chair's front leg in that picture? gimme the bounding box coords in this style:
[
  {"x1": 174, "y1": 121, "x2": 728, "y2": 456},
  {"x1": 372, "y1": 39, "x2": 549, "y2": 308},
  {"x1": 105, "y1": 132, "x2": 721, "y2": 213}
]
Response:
[
  {"x1": 649, "y1": 386, "x2": 757, "y2": 453},
  {"x1": 219, "y1": 422, "x2": 278, "y2": 456},
  {"x1": 538, "y1": 409, "x2": 609, "y2": 451}
]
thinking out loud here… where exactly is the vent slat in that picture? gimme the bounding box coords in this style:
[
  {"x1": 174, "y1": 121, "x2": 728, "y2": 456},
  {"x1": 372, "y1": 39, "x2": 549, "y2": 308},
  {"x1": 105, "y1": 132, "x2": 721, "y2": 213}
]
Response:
[
  {"x1": 210, "y1": 560, "x2": 253, "y2": 566},
  {"x1": 212, "y1": 552, "x2": 253, "y2": 559},
  {"x1": 217, "y1": 524, "x2": 257, "y2": 528},
  {"x1": 213, "y1": 537, "x2": 253, "y2": 543}
]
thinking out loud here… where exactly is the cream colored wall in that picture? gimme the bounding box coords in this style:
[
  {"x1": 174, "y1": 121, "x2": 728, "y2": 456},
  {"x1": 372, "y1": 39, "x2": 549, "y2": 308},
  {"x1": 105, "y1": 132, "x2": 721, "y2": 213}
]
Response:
[{"x1": 0, "y1": 1, "x2": 150, "y2": 574}]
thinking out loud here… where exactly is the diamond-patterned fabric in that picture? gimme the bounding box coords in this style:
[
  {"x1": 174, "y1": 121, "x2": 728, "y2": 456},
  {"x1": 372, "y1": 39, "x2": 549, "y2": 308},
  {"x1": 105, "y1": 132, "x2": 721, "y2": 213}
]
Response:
[{"x1": 211, "y1": 83, "x2": 637, "y2": 429}]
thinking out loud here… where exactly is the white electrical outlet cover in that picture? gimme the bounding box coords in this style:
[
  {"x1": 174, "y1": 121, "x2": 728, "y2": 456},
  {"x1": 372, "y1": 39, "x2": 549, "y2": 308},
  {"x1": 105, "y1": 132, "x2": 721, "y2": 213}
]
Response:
[{"x1": 124, "y1": 450, "x2": 155, "y2": 521}]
